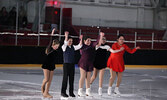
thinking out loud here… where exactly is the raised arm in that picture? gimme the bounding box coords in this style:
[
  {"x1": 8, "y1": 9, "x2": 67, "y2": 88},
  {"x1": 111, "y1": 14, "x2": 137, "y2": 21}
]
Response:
[
  {"x1": 49, "y1": 28, "x2": 56, "y2": 44},
  {"x1": 62, "y1": 31, "x2": 69, "y2": 52},
  {"x1": 64, "y1": 31, "x2": 69, "y2": 42},
  {"x1": 79, "y1": 35, "x2": 83, "y2": 46},
  {"x1": 73, "y1": 35, "x2": 83, "y2": 51},
  {"x1": 51, "y1": 28, "x2": 56, "y2": 35},
  {"x1": 45, "y1": 28, "x2": 56, "y2": 54},
  {"x1": 96, "y1": 32, "x2": 104, "y2": 48}
]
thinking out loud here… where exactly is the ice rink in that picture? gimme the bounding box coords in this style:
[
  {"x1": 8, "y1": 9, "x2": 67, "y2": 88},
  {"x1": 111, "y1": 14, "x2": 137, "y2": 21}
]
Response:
[{"x1": 0, "y1": 66, "x2": 167, "y2": 100}]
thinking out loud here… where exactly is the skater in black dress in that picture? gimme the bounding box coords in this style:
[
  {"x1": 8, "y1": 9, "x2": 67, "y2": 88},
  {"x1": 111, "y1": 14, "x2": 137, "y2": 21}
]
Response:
[
  {"x1": 90, "y1": 36, "x2": 124, "y2": 96},
  {"x1": 41, "y1": 28, "x2": 60, "y2": 98}
]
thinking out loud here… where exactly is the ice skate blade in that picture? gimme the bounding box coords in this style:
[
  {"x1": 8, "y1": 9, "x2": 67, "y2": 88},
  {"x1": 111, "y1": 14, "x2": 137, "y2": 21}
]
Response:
[
  {"x1": 86, "y1": 94, "x2": 93, "y2": 97},
  {"x1": 42, "y1": 97, "x2": 53, "y2": 100},
  {"x1": 68, "y1": 96, "x2": 76, "y2": 100},
  {"x1": 86, "y1": 95, "x2": 93, "y2": 99},
  {"x1": 113, "y1": 93, "x2": 121, "y2": 97},
  {"x1": 98, "y1": 94, "x2": 102, "y2": 97},
  {"x1": 78, "y1": 95, "x2": 85, "y2": 98},
  {"x1": 69, "y1": 96, "x2": 76, "y2": 98},
  {"x1": 60, "y1": 96, "x2": 68, "y2": 100}
]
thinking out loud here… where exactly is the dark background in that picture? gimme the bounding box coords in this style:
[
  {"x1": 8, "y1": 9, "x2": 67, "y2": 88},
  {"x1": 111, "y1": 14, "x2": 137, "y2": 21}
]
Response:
[{"x1": 0, "y1": 46, "x2": 167, "y2": 65}]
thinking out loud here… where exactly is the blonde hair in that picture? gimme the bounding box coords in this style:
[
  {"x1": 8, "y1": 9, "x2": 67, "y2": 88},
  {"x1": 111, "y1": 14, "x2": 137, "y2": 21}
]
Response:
[
  {"x1": 45, "y1": 39, "x2": 60, "y2": 54},
  {"x1": 52, "y1": 39, "x2": 59, "y2": 46}
]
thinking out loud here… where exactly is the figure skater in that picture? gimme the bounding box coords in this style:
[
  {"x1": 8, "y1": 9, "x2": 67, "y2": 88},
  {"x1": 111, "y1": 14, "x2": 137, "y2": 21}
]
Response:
[
  {"x1": 61, "y1": 31, "x2": 83, "y2": 98},
  {"x1": 90, "y1": 36, "x2": 124, "y2": 96},
  {"x1": 41, "y1": 28, "x2": 60, "y2": 98},
  {"x1": 77, "y1": 32, "x2": 104, "y2": 97},
  {"x1": 107, "y1": 34, "x2": 140, "y2": 96}
]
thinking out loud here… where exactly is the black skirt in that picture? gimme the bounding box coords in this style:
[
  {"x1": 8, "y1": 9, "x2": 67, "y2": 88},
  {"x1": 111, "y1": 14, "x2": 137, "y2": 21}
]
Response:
[
  {"x1": 41, "y1": 50, "x2": 58, "y2": 71},
  {"x1": 42, "y1": 64, "x2": 55, "y2": 71},
  {"x1": 93, "y1": 48, "x2": 108, "y2": 70}
]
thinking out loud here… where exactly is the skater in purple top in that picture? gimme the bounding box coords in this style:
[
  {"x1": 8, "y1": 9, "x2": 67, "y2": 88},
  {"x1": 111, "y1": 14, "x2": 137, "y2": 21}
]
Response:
[{"x1": 78, "y1": 32, "x2": 104, "y2": 97}]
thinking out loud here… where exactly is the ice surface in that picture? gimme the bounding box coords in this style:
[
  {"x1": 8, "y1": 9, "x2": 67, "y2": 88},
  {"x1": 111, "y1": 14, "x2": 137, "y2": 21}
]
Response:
[{"x1": 0, "y1": 68, "x2": 167, "y2": 100}]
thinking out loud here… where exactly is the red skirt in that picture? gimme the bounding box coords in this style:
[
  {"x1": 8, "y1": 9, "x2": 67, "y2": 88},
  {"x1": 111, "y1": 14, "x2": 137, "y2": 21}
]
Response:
[{"x1": 107, "y1": 54, "x2": 125, "y2": 72}]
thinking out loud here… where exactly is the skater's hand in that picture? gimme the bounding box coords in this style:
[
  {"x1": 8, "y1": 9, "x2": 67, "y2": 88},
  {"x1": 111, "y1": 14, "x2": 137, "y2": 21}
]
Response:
[
  {"x1": 79, "y1": 35, "x2": 83, "y2": 40},
  {"x1": 136, "y1": 46, "x2": 140, "y2": 50},
  {"x1": 120, "y1": 47, "x2": 124, "y2": 51},
  {"x1": 100, "y1": 32, "x2": 105, "y2": 37},
  {"x1": 65, "y1": 31, "x2": 69, "y2": 37},
  {"x1": 97, "y1": 32, "x2": 105, "y2": 48},
  {"x1": 52, "y1": 28, "x2": 56, "y2": 32},
  {"x1": 51, "y1": 28, "x2": 56, "y2": 35}
]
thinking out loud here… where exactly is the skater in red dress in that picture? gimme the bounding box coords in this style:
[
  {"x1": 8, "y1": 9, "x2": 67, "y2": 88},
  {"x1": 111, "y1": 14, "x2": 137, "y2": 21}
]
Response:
[
  {"x1": 90, "y1": 36, "x2": 124, "y2": 96},
  {"x1": 107, "y1": 34, "x2": 140, "y2": 96}
]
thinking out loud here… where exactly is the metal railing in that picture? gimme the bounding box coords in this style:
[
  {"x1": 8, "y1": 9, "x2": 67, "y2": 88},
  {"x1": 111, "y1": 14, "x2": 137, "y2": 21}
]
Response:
[
  {"x1": 1, "y1": 28, "x2": 167, "y2": 50},
  {"x1": 0, "y1": 0, "x2": 167, "y2": 49}
]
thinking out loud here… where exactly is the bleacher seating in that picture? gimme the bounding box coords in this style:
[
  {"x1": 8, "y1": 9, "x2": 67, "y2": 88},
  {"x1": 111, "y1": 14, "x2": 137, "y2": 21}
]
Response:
[
  {"x1": 0, "y1": 24, "x2": 166, "y2": 49},
  {"x1": 73, "y1": 25, "x2": 167, "y2": 49}
]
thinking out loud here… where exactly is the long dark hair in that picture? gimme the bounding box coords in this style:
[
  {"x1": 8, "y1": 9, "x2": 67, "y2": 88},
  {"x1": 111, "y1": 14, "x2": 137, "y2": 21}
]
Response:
[{"x1": 45, "y1": 39, "x2": 59, "y2": 54}]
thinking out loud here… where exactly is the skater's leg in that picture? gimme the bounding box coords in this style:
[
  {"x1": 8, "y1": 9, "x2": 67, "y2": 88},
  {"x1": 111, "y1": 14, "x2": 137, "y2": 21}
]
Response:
[
  {"x1": 78, "y1": 68, "x2": 86, "y2": 96},
  {"x1": 79, "y1": 68, "x2": 86, "y2": 88},
  {"x1": 69, "y1": 64, "x2": 75, "y2": 97},
  {"x1": 116, "y1": 72, "x2": 123, "y2": 87},
  {"x1": 61, "y1": 63, "x2": 69, "y2": 97},
  {"x1": 98, "y1": 68, "x2": 105, "y2": 96},
  {"x1": 43, "y1": 70, "x2": 54, "y2": 98},
  {"x1": 86, "y1": 71, "x2": 92, "y2": 96},
  {"x1": 41, "y1": 69, "x2": 49, "y2": 94},
  {"x1": 90, "y1": 68, "x2": 99, "y2": 85},
  {"x1": 108, "y1": 69, "x2": 116, "y2": 95},
  {"x1": 99, "y1": 68, "x2": 105, "y2": 88},
  {"x1": 114, "y1": 72, "x2": 123, "y2": 95},
  {"x1": 109, "y1": 69, "x2": 117, "y2": 87},
  {"x1": 86, "y1": 72, "x2": 92, "y2": 89}
]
